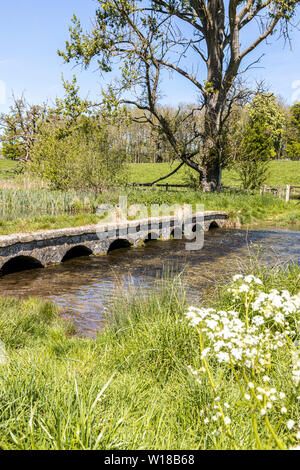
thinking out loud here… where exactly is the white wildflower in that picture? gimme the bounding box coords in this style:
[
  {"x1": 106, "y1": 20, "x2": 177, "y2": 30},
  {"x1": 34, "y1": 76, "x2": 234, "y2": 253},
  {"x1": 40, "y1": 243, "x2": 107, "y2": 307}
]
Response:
[
  {"x1": 233, "y1": 275, "x2": 243, "y2": 282},
  {"x1": 287, "y1": 420, "x2": 295, "y2": 430},
  {"x1": 239, "y1": 284, "x2": 250, "y2": 293}
]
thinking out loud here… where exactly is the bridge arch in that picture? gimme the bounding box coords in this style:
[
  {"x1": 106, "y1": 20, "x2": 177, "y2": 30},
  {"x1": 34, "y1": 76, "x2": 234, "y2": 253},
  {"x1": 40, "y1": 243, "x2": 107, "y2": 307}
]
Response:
[
  {"x1": 192, "y1": 223, "x2": 205, "y2": 233},
  {"x1": 108, "y1": 239, "x2": 132, "y2": 253},
  {"x1": 62, "y1": 245, "x2": 93, "y2": 262},
  {"x1": 0, "y1": 256, "x2": 44, "y2": 276},
  {"x1": 209, "y1": 221, "x2": 219, "y2": 230}
]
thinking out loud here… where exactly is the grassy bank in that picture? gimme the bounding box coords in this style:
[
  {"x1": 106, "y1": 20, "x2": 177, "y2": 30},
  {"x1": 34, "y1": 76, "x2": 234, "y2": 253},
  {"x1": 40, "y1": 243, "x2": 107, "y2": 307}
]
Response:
[
  {"x1": 0, "y1": 158, "x2": 299, "y2": 235},
  {"x1": 0, "y1": 263, "x2": 299, "y2": 450},
  {"x1": 0, "y1": 187, "x2": 299, "y2": 235}
]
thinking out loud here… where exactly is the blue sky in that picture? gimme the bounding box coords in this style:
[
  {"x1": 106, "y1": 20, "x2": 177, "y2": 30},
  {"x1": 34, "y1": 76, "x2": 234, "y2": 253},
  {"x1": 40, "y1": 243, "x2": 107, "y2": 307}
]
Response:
[{"x1": 0, "y1": 0, "x2": 300, "y2": 113}]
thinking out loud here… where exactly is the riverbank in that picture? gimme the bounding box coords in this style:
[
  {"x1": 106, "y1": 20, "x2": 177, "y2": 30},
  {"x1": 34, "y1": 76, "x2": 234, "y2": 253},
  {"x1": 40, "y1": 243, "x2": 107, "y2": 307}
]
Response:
[
  {"x1": 0, "y1": 263, "x2": 299, "y2": 450},
  {"x1": 0, "y1": 187, "x2": 299, "y2": 235},
  {"x1": 1, "y1": 158, "x2": 299, "y2": 235}
]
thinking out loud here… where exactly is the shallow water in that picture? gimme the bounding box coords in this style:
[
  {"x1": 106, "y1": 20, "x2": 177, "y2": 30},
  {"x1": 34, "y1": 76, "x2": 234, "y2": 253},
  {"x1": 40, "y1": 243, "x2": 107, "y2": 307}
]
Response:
[{"x1": 0, "y1": 227, "x2": 299, "y2": 337}]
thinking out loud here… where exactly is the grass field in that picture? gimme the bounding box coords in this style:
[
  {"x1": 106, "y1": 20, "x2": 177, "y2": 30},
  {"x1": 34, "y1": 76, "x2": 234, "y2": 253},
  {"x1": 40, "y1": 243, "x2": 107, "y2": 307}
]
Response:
[
  {"x1": 0, "y1": 263, "x2": 299, "y2": 450},
  {"x1": 0, "y1": 158, "x2": 18, "y2": 179},
  {"x1": 1, "y1": 159, "x2": 299, "y2": 187},
  {"x1": 128, "y1": 161, "x2": 300, "y2": 187}
]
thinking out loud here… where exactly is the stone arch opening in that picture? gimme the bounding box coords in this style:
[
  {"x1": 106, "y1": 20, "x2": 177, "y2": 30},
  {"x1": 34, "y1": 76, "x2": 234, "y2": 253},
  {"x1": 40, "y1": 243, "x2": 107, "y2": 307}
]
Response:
[
  {"x1": 144, "y1": 232, "x2": 159, "y2": 243},
  {"x1": 0, "y1": 256, "x2": 44, "y2": 276},
  {"x1": 62, "y1": 245, "x2": 93, "y2": 262},
  {"x1": 192, "y1": 223, "x2": 204, "y2": 233},
  {"x1": 108, "y1": 239, "x2": 132, "y2": 253},
  {"x1": 209, "y1": 221, "x2": 219, "y2": 230}
]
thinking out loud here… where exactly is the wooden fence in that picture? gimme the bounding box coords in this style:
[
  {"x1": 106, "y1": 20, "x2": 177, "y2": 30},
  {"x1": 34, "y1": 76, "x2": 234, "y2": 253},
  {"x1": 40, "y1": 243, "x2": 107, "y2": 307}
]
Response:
[
  {"x1": 130, "y1": 182, "x2": 194, "y2": 191},
  {"x1": 259, "y1": 184, "x2": 300, "y2": 202}
]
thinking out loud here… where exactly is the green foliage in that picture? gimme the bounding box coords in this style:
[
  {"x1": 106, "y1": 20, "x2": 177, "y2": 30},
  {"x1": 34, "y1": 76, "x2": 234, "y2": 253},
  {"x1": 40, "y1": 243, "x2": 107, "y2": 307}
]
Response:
[
  {"x1": 0, "y1": 96, "x2": 49, "y2": 161},
  {"x1": 286, "y1": 102, "x2": 300, "y2": 160},
  {"x1": 55, "y1": 75, "x2": 91, "y2": 122},
  {"x1": 286, "y1": 141, "x2": 300, "y2": 160},
  {"x1": 0, "y1": 183, "x2": 299, "y2": 235},
  {"x1": 0, "y1": 298, "x2": 59, "y2": 350},
  {"x1": 0, "y1": 158, "x2": 18, "y2": 179},
  {"x1": 234, "y1": 94, "x2": 285, "y2": 189},
  {"x1": 0, "y1": 187, "x2": 101, "y2": 222},
  {"x1": 57, "y1": 0, "x2": 300, "y2": 191},
  {"x1": 2, "y1": 139, "x2": 24, "y2": 161},
  {"x1": 30, "y1": 116, "x2": 127, "y2": 192}
]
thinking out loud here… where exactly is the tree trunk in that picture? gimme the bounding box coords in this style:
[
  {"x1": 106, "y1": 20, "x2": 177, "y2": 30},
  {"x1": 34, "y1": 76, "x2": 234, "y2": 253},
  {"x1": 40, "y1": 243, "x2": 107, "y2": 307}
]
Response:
[
  {"x1": 200, "y1": 100, "x2": 223, "y2": 192},
  {"x1": 200, "y1": 0, "x2": 225, "y2": 192},
  {"x1": 200, "y1": 159, "x2": 221, "y2": 192}
]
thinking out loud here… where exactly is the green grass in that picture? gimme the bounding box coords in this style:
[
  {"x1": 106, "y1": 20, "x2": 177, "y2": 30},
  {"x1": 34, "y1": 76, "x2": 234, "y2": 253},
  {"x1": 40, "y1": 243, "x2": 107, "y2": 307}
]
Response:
[
  {"x1": 0, "y1": 187, "x2": 299, "y2": 235},
  {"x1": 0, "y1": 264, "x2": 299, "y2": 450},
  {"x1": 0, "y1": 158, "x2": 18, "y2": 179},
  {"x1": 0, "y1": 159, "x2": 299, "y2": 235},
  {"x1": 126, "y1": 189, "x2": 300, "y2": 226},
  {"x1": 128, "y1": 160, "x2": 300, "y2": 187},
  {"x1": 1, "y1": 159, "x2": 299, "y2": 187},
  {"x1": 0, "y1": 188, "x2": 99, "y2": 221}
]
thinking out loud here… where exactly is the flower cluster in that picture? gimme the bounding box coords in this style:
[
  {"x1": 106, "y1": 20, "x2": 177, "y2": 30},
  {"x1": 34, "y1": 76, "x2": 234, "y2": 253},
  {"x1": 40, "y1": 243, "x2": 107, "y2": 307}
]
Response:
[
  {"x1": 252, "y1": 289, "x2": 300, "y2": 330},
  {"x1": 185, "y1": 274, "x2": 300, "y2": 448},
  {"x1": 227, "y1": 274, "x2": 263, "y2": 298},
  {"x1": 244, "y1": 381, "x2": 288, "y2": 415},
  {"x1": 199, "y1": 397, "x2": 232, "y2": 436},
  {"x1": 185, "y1": 305, "x2": 292, "y2": 370}
]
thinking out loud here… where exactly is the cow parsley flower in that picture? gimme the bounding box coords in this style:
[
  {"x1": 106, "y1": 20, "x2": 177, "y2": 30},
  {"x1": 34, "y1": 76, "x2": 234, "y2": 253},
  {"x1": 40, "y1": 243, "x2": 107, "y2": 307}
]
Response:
[{"x1": 287, "y1": 420, "x2": 296, "y2": 430}]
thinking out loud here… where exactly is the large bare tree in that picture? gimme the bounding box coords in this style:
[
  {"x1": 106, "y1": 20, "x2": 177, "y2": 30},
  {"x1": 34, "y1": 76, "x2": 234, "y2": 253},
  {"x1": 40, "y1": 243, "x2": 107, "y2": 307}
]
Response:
[{"x1": 59, "y1": 1, "x2": 299, "y2": 191}]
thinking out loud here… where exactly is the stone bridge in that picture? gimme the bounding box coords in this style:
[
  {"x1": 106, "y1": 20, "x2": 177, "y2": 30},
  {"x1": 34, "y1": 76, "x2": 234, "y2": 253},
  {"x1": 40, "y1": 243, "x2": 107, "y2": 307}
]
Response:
[{"x1": 0, "y1": 211, "x2": 227, "y2": 276}]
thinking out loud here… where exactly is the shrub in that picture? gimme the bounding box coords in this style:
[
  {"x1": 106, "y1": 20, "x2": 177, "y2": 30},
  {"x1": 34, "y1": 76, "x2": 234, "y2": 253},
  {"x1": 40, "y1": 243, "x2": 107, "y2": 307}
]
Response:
[{"x1": 30, "y1": 117, "x2": 127, "y2": 192}]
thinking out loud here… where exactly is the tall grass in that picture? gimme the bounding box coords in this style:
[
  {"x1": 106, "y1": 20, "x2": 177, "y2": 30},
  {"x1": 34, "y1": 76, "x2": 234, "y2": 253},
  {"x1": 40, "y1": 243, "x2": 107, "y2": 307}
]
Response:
[
  {"x1": 0, "y1": 188, "x2": 100, "y2": 221},
  {"x1": 126, "y1": 189, "x2": 300, "y2": 226},
  {"x1": 0, "y1": 186, "x2": 299, "y2": 235},
  {"x1": 0, "y1": 263, "x2": 299, "y2": 450}
]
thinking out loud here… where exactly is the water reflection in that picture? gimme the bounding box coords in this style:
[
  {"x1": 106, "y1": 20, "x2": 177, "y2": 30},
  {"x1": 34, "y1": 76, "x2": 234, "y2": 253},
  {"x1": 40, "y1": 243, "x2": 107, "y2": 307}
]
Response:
[{"x1": 0, "y1": 228, "x2": 299, "y2": 337}]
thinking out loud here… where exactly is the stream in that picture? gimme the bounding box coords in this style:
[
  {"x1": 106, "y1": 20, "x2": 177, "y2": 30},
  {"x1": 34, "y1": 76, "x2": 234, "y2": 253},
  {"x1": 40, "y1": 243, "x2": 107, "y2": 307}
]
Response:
[{"x1": 0, "y1": 227, "x2": 299, "y2": 337}]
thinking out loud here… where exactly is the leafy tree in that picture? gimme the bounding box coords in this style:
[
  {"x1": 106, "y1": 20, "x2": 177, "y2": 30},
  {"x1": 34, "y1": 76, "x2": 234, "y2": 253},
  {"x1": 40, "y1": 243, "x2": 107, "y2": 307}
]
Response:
[
  {"x1": 0, "y1": 95, "x2": 48, "y2": 161},
  {"x1": 59, "y1": 0, "x2": 299, "y2": 191},
  {"x1": 0, "y1": 76, "x2": 92, "y2": 163},
  {"x1": 286, "y1": 102, "x2": 300, "y2": 160},
  {"x1": 30, "y1": 116, "x2": 127, "y2": 192},
  {"x1": 55, "y1": 75, "x2": 91, "y2": 124},
  {"x1": 234, "y1": 93, "x2": 285, "y2": 189},
  {"x1": 28, "y1": 75, "x2": 127, "y2": 192}
]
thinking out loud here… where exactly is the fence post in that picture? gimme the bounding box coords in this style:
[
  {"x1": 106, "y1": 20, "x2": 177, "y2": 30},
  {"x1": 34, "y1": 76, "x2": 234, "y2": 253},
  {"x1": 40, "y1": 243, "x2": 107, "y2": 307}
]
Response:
[
  {"x1": 278, "y1": 185, "x2": 283, "y2": 199},
  {"x1": 166, "y1": 183, "x2": 169, "y2": 192},
  {"x1": 260, "y1": 185, "x2": 267, "y2": 195},
  {"x1": 285, "y1": 185, "x2": 291, "y2": 203}
]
